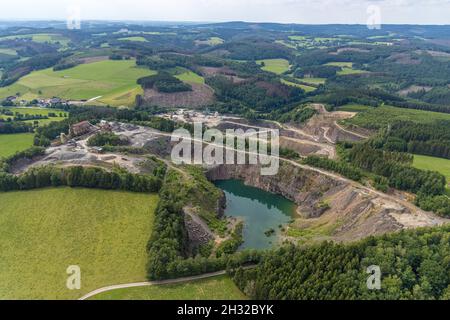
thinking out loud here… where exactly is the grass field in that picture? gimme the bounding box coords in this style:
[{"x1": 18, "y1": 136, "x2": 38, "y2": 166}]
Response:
[
  {"x1": 171, "y1": 67, "x2": 205, "y2": 84},
  {"x1": 0, "y1": 48, "x2": 18, "y2": 56},
  {"x1": 0, "y1": 33, "x2": 70, "y2": 47},
  {"x1": 90, "y1": 275, "x2": 246, "y2": 300},
  {"x1": 0, "y1": 60, "x2": 155, "y2": 107},
  {"x1": 324, "y1": 62, "x2": 368, "y2": 75},
  {"x1": 0, "y1": 188, "x2": 158, "y2": 300},
  {"x1": 413, "y1": 155, "x2": 450, "y2": 183},
  {"x1": 342, "y1": 105, "x2": 450, "y2": 129},
  {"x1": 299, "y1": 77, "x2": 326, "y2": 85},
  {"x1": 0, "y1": 107, "x2": 67, "y2": 126},
  {"x1": 118, "y1": 36, "x2": 148, "y2": 42},
  {"x1": 325, "y1": 62, "x2": 353, "y2": 68},
  {"x1": 281, "y1": 79, "x2": 316, "y2": 92},
  {"x1": 0, "y1": 133, "x2": 34, "y2": 158},
  {"x1": 197, "y1": 37, "x2": 224, "y2": 46},
  {"x1": 288, "y1": 35, "x2": 307, "y2": 41},
  {"x1": 337, "y1": 68, "x2": 368, "y2": 76},
  {"x1": 257, "y1": 59, "x2": 290, "y2": 74}
]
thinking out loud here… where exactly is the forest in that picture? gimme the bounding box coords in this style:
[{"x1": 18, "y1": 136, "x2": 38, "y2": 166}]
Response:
[
  {"x1": 137, "y1": 72, "x2": 192, "y2": 93},
  {"x1": 232, "y1": 225, "x2": 450, "y2": 300}
]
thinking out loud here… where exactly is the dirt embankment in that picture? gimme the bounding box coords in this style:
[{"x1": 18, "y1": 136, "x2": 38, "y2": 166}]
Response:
[
  {"x1": 144, "y1": 83, "x2": 215, "y2": 108},
  {"x1": 298, "y1": 104, "x2": 367, "y2": 143},
  {"x1": 206, "y1": 162, "x2": 446, "y2": 243}
]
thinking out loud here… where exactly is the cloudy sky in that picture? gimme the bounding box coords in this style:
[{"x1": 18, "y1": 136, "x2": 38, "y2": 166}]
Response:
[{"x1": 1, "y1": 0, "x2": 449, "y2": 24}]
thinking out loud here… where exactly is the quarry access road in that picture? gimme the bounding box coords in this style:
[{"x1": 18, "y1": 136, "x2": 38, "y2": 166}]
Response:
[
  {"x1": 78, "y1": 270, "x2": 228, "y2": 300},
  {"x1": 153, "y1": 130, "x2": 445, "y2": 226}
]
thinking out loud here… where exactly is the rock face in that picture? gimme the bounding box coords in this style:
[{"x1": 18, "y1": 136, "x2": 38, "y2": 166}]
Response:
[
  {"x1": 183, "y1": 207, "x2": 214, "y2": 252},
  {"x1": 206, "y1": 162, "x2": 442, "y2": 242},
  {"x1": 207, "y1": 163, "x2": 345, "y2": 218}
]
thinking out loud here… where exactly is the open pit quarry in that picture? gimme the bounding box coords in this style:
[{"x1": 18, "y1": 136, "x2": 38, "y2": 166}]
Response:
[{"x1": 10, "y1": 107, "x2": 450, "y2": 246}]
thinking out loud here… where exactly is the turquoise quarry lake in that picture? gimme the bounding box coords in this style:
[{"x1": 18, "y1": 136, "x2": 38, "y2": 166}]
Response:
[{"x1": 214, "y1": 179, "x2": 296, "y2": 250}]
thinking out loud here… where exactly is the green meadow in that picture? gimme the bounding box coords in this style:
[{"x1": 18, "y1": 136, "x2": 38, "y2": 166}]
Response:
[
  {"x1": 0, "y1": 60, "x2": 155, "y2": 107},
  {"x1": 337, "y1": 68, "x2": 368, "y2": 75},
  {"x1": 171, "y1": 67, "x2": 205, "y2": 84},
  {"x1": 90, "y1": 275, "x2": 246, "y2": 300},
  {"x1": 0, "y1": 33, "x2": 70, "y2": 47},
  {"x1": 325, "y1": 62, "x2": 354, "y2": 68},
  {"x1": 413, "y1": 155, "x2": 450, "y2": 185},
  {"x1": 206, "y1": 37, "x2": 224, "y2": 45},
  {"x1": 0, "y1": 133, "x2": 34, "y2": 158},
  {"x1": 0, "y1": 188, "x2": 159, "y2": 300},
  {"x1": 281, "y1": 79, "x2": 316, "y2": 92},
  {"x1": 300, "y1": 77, "x2": 326, "y2": 85},
  {"x1": 0, "y1": 48, "x2": 18, "y2": 56},
  {"x1": 288, "y1": 35, "x2": 307, "y2": 41},
  {"x1": 325, "y1": 62, "x2": 368, "y2": 75},
  {"x1": 0, "y1": 107, "x2": 67, "y2": 126},
  {"x1": 197, "y1": 37, "x2": 224, "y2": 46},
  {"x1": 257, "y1": 58, "x2": 290, "y2": 74},
  {"x1": 119, "y1": 36, "x2": 148, "y2": 42}
]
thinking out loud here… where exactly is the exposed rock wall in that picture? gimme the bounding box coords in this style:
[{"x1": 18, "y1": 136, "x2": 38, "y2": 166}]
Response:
[
  {"x1": 206, "y1": 162, "x2": 442, "y2": 242},
  {"x1": 207, "y1": 163, "x2": 345, "y2": 218},
  {"x1": 183, "y1": 207, "x2": 214, "y2": 253}
]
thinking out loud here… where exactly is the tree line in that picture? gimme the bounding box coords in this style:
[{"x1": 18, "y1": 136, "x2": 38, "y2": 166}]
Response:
[
  {"x1": 146, "y1": 168, "x2": 261, "y2": 280},
  {"x1": 0, "y1": 121, "x2": 33, "y2": 134},
  {"x1": 137, "y1": 72, "x2": 192, "y2": 93},
  {"x1": 232, "y1": 225, "x2": 450, "y2": 300},
  {"x1": 349, "y1": 143, "x2": 446, "y2": 196},
  {"x1": 0, "y1": 164, "x2": 162, "y2": 193},
  {"x1": 381, "y1": 120, "x2": 450, "y2": 159}
]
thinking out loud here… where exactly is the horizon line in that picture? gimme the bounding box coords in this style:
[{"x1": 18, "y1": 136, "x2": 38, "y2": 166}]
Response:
[{"x1": 0, "y1": 19, "x2": 450, "y2": 27}]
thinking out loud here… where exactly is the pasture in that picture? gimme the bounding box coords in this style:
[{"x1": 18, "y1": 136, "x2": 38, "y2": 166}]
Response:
[
  {"x1": 288, "y1": 35, "x2": 307, "y2": 41},
  {"x1": 90, "y1": 275, "x2": 246, "y2": 300},
  {"x1": 196, "y1": 37, "x2": 224, "y2": 46},
  {"x1": 281, "y1": 79, "x2": 316, "y2": 92},
  {"x1": 118, "y1": 36, "x2": 148, "y2": 42},
  {"x1": 0, "y1": 48, "x2": 17, "y2": 56},
  {"x1": 0, "y1": 133, "x2": 34, "y2": 158},
  {"x1": 205, "y1": 37, "x2": 224, "y2": 45},
  {"x1": 325, "y1": 62, "x2": 354, "y2": 68},
  {"x1": 0, "y1": 107, "x2": 67, "y2": 126},
  {"x1": 299, "y1": 77, "x2": 326, "y2": 85},
  {"x1": 325, "y1": 62, "x2": 368, "y2": 75},
  {"x1": 257, "y1": 58, "x2": 290, "y2": 74},
  {"x1": 413, "y1": 155, "x2": 450, "y2": 184},
  {"x1": 0, "y1": 33, "x2": 70, "y2": 47},
  {"x1": 171, "y1": 67, "x2": 205, "y2": 84},
  {"x1": 337, "y1": 67, "x2": 368, "y2": 75},
  {"x1": 0, "y1": 60, "x2": 155, "y2": 107},
  {"x1": 0, "y1": 188, "x2": 159, "y2": 300}
]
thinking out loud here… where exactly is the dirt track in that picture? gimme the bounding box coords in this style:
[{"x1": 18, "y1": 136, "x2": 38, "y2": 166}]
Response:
[{"x1": 78, "y1": 270, "x2": 228, "y2": 300}]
